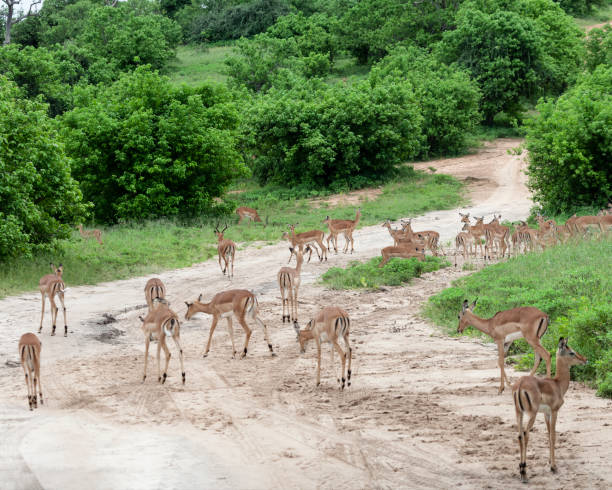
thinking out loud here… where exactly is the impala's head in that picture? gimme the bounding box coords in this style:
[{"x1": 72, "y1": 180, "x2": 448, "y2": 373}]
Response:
[
  {"x1": 214, "y1": 223, "x2": 228, "y2": 240},
  {"x1": 184, "y1": 294, "x2": 203, "y2": 320},
  {"x1": 322, "y1": 216, "x2": 331, "y2": 225},
  {"x1": 457, "y1": 298, "x2": 477, "y2": 333},
  {"x1": 557, "y1": 337, "x2": 587, "y2": 367},
  {"x1": 50, "y1": 263, "x2": 63, "y2": 276},
  {"x1": 459, "y1": 212, "x2": 470, "y2": 223},
  {"x1": 401, "y1": 218, "x2": 412, "y2": 231},
  {"x1": 293, "y1": 319, "x2": 313, "y2": 353}
]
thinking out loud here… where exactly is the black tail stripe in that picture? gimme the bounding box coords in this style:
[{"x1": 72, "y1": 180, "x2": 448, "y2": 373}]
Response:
[
  {"x1": 524, "y1": 392, "x2": 532, "y2": 409},
  {"x1": 518, "y1": 390, "x2": 525, "y2": 411}
]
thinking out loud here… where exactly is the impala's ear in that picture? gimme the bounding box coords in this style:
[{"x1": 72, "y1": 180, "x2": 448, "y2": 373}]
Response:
[
  {"x1": 462, "y1": 299, "x2": 469, "y2": 312},
  {"x1": 293, "y1": 320, "x2": 300, "y2": 338},
  {"x1": 198, "y1": 294, "x2": 202, "y2": 302},
  {"x1": 558, "y1": 337, "x2": 565, "y2": 348},
  {"x1": 471, "y1": 298, "x2": 478, "y2": 310},
  {"x1": 185, "y1": 301, "x2": 190, "y2": 307},
  {"x1": 139, "y1": 316, "x2": 145, "y2": 323},
  {"x1": 289, "y1": 247, "x2": 295, "y2": 253}
]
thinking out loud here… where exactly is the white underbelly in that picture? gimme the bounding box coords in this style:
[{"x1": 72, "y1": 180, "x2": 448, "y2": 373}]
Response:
[
  {"x1": 538, "y1": 403, "x2": 552, "y2": 415},
  {"x1": 505, "y1": 332, "x2": 523, "y2": 344},
  {"x1": 221, "y1": 311, "x2": 233, "y2": 319}
]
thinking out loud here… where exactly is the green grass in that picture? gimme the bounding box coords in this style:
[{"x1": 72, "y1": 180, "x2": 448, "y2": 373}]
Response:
[
  {"x1": 424, "y1": 236, "x2": 612, "y2": 397},
  {"x1": 168, "y1": 45, "x2": 234, "y2": 86},
  {"x1": 574, "y1": 4, "x2": 612, "y2": 29},
  {"x1": 320, "y1": 256, "x2": 450, "y2": 290},
  {"x1": 0, "y1": 170, "x2": 465, "y2": 298},
  {"x1": 325, "y1": 56, "x2": 370, "y2": 85}
]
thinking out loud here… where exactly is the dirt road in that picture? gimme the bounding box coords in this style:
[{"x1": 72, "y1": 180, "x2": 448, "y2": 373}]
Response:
[{"x1": 1, "y1": 139, "x2": 610, "y2": 489}]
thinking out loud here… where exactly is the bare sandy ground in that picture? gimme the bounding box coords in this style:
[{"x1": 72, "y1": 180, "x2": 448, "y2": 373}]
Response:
[{"x1": 1, "y1": 139, "x2": 611, "y2": 489}]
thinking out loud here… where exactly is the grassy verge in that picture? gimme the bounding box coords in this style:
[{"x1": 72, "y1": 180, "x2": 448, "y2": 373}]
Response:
[
  {"x1": 574, "y1": 4, "x2": 612, "y2": 29},
  {"x1": 423, "y1": 237, "x2": 612, "y2": 397},
  {"x1": 320, "y1": 256, "x2": 450, "y2": 290},
  {"x1": 0, "y1": 170, "x2": 465, "y2": 298},
  {"x1": 168, "y1": 45, "x2": 233, "y2": 86}
]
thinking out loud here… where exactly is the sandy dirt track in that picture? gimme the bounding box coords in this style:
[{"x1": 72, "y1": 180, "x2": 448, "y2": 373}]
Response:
[{"x1": 1, "y1": 139, "x2": 611, "y2": 489}]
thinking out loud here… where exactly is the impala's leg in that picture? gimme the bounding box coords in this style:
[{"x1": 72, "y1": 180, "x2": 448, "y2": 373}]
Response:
[
  {"x1": 345, "y1": 334, "x2": 352, "y2": 387},
  {"x1": 143, "y1": 335, "x2": 150, "y2": 382},
  {"x1": 226, "y1": 317, "x2": 237, "y2": 358},
  {"x1": 526, "y1": 336, "x2": 552, "y2": 378},
  {"x1": 39, "y1": 292, "x2": 46, "y2": 333},
  {"x1": 172, "y1": 335, "x2": 186, "y2": 384},
  {"x1": 237, "y1": 313, "x2": 252, "y2": 359},
  {"x1": 230, "y1": 251, "x2": 235, "y2": 279},
  {"x1": 238, "y1": 215, "x2": 243, "y2": 225},
  {"x1": 57, "y1": 293, "x2": 68, "y2": 337},
  {"x1": 160, "y1": 338, "x2": 171, "y2": 384},
  {"x1": 497, "y1": 341, "x2": 509, "y2": 393},
  {"x1": 292, "y1": 284, "x2": 300, "y2": 322},
  {"x1": 156, "y1": 339, "x2": 162, "y2": 382},
  {"x1": 21, "y1": 355, "x2": 32, "y2": 410},
  {"x1": 50, "y1": 296, "x2": 58, "y2": 336},
  {"x1": 548, "y1": 410, "x2": 558, "y2": 472},
  {"x1": 280, "y1": 283, "x2": 287, "y2": 323},
  {"x1": 378, "y1": 255, "x2": 389, "y2": 268},
  {"x1": 31, "y1": 357, "x2": 39, "y2": 409},
  {"x1": 35, "y1": 349, "x2": 43, "y2": 405},
  {"x1": 315, "y1": 337, "x2": 321, "y2": 387},
  {"x1": 204, "y1": 316, "x2": 219, "y2": 357},
  {"x1": 255, "y1": 317, "x2": 275, "y2": 355},
  {"x1": 332, "y1": 339, "x2": 346, "y2": 389}
]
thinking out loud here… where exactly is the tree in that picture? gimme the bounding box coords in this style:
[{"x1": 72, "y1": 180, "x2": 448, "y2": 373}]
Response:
[
  {"x1": 526, "y1": 66, "x2": 612, "y2": 212},
  {"x1": 586, "y1": 24, "x2": 612, "y2": 72},
  {"x1": 60, "y1": 67, "x2": 248, "y2": 222},
  {"x1": 0, "y1": 76, "x2": 87, "y2": 258},
  {"x1": 2, "y1": 0, "x2": 41, "y2": 44}
]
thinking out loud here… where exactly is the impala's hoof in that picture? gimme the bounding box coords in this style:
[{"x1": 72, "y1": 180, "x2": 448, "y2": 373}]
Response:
[{"x1": 550, "y1": 465, "x2": 557, "y2": 474}]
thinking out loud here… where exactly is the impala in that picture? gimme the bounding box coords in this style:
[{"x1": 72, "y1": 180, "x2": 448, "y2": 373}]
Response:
[
  {"x1": 378, "y1": 242, "x2": 425, "y2": 267},
  {"x1": 283, "y1": 224, "x2": 327, "y2": 262},
  {"x1": 139, "y1": 300, "x2": 185, "y2": 384},
  {"x1": 215, "y1": 223, "x2": 236, "y2": 279},
  {"x1": 293, "y1": 306, "x2": 352, "y2": 389},
  {"x1": 382, "y1": 219, "x2": 407, "y2": 246},
  {"x1": 77, "y1": 224, "x2": 103, "y2": 245},
  {"x1": 38, "y1": 263, "x2": 68, "y2": 337},
  {"x1": 278, "y1": 246, "x2": 310, "y2": 323},
  {"x1": 513, "y1": 337, "x2": 587, "y2": 483},
  {"x1": 402, "y1": 218, "x2": 440, "y2": 256},
  {"x1": 460, "y1": 213, "x2": 485, "y2": 258},
  {"x1": 185, "y1": 289, "x2": 274, "y2": 358},
  {"x1": 457, "y1": 299, "x2": 551, "y2": 394},
  {"x1": 484, "y1": 215, "x2": 510, "y2": 260},
  {"x1": 19, "y1": 333, "x2": 43, "y2": 410},
  {"x1": 144, "y1": 278, "x2": 166, "y2": 312},
  {"x1": 236, "y1": 206, "x2": 263, "y2": 225},
  {"x1": 455, "y1": 230, "x2": 475, "y2": 265},
  {"x1": 323, "y1": 208, "x2": 360, "y2": 254}
]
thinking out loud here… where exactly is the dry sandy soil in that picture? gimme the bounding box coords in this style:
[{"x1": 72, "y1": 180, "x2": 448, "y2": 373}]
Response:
[{"x1": 1, "y1": 139, "x2": 611, "y2": 490}]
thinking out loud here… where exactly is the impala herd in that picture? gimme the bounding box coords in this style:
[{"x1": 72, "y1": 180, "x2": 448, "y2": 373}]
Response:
[{"x1": 17, "y1": 203, "x2": 611, "y2": 483}]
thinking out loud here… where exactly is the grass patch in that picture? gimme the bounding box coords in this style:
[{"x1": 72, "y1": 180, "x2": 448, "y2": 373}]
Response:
[
  {"x1": 168, "y1": 45, "x2": 233, "y2": 86},
  {"x1": 321, "y1": 256, "x2": 450, "y2": 290},
  {"x1": 574, "y1": 4, "x2": 612, "y2": 29},
  {"x1": 0, "y1": 169, "x2": 465, "y2": 298},
  {"x1": 424, "y1": 237, "x2": 612, "y2": 397}
]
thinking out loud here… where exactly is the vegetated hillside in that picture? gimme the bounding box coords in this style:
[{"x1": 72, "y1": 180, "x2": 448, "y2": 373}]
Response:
[{"x1": 425, "y1": 236, "x2": 612, "y2": 397}]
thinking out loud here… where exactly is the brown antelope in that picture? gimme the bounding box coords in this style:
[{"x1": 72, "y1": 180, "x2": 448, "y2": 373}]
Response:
[
  {"x1": 457, "y1": 299, "x2": 551, "y2": 394},
  {"x1": 19, "y1": 333, "x2": 43, "y2": 410},
  {"x1": 460, "y1": 213, "x2": 485, "y2": 257},
  {"x1": 513, "y1": 338, "x2": 587, "y2": 483},
  {"x1": 323, "y1": 208, "x2": 361, "y2": 254},
  {"x1": 144, "y1": 278, "x2": 166, "y2": 312},
  {"x1": 597, "y1": 203, "x2": 612, "y2": 216},
  {"x1": 215, "y1": 223, "x2": 236, "y2": 279},
  {"x1": 185, "y1": 289, "x2": 274, "y2": 358},
  {"x1": 278, "y1": 246, "x2": 310, "y2": 323},
  {"x1": 236, "y1": 206, "x2": 263, "y2": 225},
  {"x1": 455, "y1": 230, "x2": 475, "y2": 265},
  {"x1": 77, "y1": 224, "x2": 103, "y2": 245},
  {"x1": 378, "y1": 242, "x2": 425, "y2": 268},
  {"x1": 382, "y1": 219, "x2": 407, "y2": 246},
  {"x1": 283, "y1": 224, "x2": 327, "y2": 262},
  {"x1": 484, "y1": 215, "x2": 510, "y2": 260},
  {"x1": 402, "y1": 218, "x2": 440, "y2": 256},
  {"x1": 138, "y1": 299, "x2": 185, "y2": 384},
  {"x1": 38, "y1": 263, "x2": 68, "y2": 337},
  {"x1": 293, "y1": 306, "x2": 352, "y2": 389}
]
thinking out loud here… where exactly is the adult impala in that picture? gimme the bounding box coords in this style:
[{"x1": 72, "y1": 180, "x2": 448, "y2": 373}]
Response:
[
  {"x1": 19, "y1": 333, "x2": 43, "y2": 410},
  {"x1": 278, "y1": 246, "x2": 310, "y2": 323},
  {"x1": 513, "y1": 337, "x2": 587, "y2": 483},
  {"x1": 294, "y1": 306, "x2": 352, "y2": 389},
  {"x1": 77, "y1": 224, "x2": 103, "y2": 245},
  {"x1": 283, "y1": 224, "x2": 327, "y2": 262},
  {"x1": 138, "y1": 300, "x2": 185, "y2": 384},
  {"x1": 185, "y1": 289, "x2": 274, "y2": 359},
  {"x1": 457, "y1": 299, "x2": 551, "y2": 393},
  {"x1": 235, "y1": 206, "x2": 263, "y2": 225},
  {"x1": 38, "y1": 263, "x2": 68, "y2": 337},
  {"x1": 323, "y1": 208, "x2": 360, "y2": 254},
  {"x1": 215, "y1": 223, "x2": 236, "y2": 279},
  {"x1": 144, "y1": 278, "x2": 166, "y2": 312}
]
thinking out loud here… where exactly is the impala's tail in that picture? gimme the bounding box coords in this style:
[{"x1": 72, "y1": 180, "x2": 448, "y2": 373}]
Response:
[{"x1": 163, "y1": 318, "x2": 177, "y2": 337}]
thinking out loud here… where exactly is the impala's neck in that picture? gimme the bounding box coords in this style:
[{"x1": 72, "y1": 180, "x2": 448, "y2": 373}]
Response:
[
  {"x1": 554, "y1": 357, "x2": 573, "y2": 396},
  {"x1": 193, "y1": 300, "x2": 214, "y2": 315},
  {"x1": 294, "y1": 253, "x2": 304, "y2": 275},
  {"x1": 464, "y1": 311, "x2": 493, "y2": 336}
]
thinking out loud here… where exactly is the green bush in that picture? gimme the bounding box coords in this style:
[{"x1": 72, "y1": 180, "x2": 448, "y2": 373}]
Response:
[
  {"x1": 370, "y1": 46, "x2": 481, "y2": 157},
  {"x1": 0, "y1": 76, "x2": 87, "y2": 258},
  {"x1": 60, "y1": 67, "x2": 247, "y2": 223},
  {"x1": 425, "y1": 237, "x2": 612, "y2": 396},
  {"x1": 321, "y1": 256, "x2": 449, "y2": 290},
  {"x1": 586, "y1": 24, "x2": 612, "y2": 72},
  {"x1": 245, "y1": 76, "x2": 424, "y2": 188},
  {"x1": 525, "y1": 65, "x2": 612, "y2": 212}
]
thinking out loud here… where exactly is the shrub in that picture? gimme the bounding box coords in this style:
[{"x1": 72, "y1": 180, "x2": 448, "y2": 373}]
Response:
[
  {"x1": 245, "y1": 77, "x2": 424, "y2": 188},
  {"x1": 0, "y1": 76, "x2": 87, "y2": 258},
  {"x1": 60, "y1": 67, "x2": 247, "y2": 223},
  {"x1": 525, "y1": 65, "x2": 612, "y2": 212},
  {"x1": 586, "y1": 24, "x2": 612, "y2": 73}
]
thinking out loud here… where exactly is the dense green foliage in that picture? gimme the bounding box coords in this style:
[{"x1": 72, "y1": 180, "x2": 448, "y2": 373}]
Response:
[
  {"x1": 425, "y1": 237, "x2": 612, "y2": 397},
  {"x1": 321, "y1": 256, "x2": 449, "y2": 289},
  {"x1": 0, "y1": 77, "x2": 87, "y2": 258},
  {"x1": 60, "y1": 68, "x2": 247, "y2": 223},
  {"x1": 177, "y1": 0, "x2": 291, "y2": 44},
  {"x1": 371, "y1": 46, "x2": 481, "y2": 157},
  {"x1": 245, "y1": 77, "x2": 424, "y2": 188},
  {"x1": 525, "y1": 65, "x2": 612, "y2": 212},
  {"x1": 586, "y1": 24, "x2": 612, "y2": 72}
]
